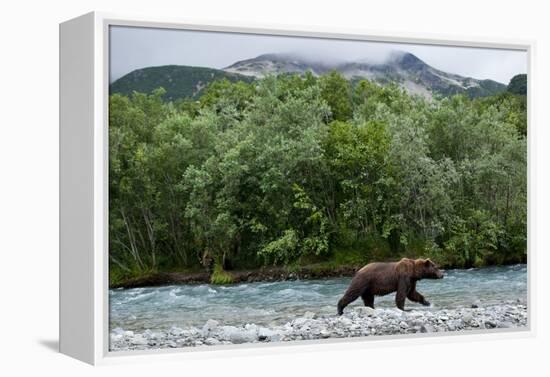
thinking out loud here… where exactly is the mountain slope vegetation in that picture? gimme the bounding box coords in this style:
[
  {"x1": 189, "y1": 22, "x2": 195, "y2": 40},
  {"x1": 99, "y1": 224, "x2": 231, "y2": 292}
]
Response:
[
  {"x1": 110, "y1": 65, "x2": 254, "y2": 101},
  {"x1": 507, "y1": 74, "x2": 527, "y2": 95}
]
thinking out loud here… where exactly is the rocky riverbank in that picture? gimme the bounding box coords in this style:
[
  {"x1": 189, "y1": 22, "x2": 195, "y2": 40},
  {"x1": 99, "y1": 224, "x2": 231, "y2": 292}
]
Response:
[{"x1": 109, "y1": 301, "x2": 527, "y2": 351}]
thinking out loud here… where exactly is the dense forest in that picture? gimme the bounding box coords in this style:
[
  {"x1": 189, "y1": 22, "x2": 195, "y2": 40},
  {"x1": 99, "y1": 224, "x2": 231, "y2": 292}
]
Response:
[{"x1": 109, "y1": 71, "x2": 527, "y2": 285}]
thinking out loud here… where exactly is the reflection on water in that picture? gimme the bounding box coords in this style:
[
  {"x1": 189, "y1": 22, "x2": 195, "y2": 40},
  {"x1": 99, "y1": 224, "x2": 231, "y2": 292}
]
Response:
[{"x1": 109, "y1": 264, "x2": 527, "y2": 331}]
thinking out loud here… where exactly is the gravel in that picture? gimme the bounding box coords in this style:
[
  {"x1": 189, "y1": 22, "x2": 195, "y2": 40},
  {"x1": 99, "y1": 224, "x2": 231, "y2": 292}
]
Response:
[{"x1": 109, "y1": 301, "x2": 528, "y2": 351}]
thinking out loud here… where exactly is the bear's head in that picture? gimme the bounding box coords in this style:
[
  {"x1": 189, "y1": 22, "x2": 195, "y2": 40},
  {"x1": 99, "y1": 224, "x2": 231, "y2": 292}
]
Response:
[{"x1": 416, "y1": 259, "x2": 444, "y2": 279}]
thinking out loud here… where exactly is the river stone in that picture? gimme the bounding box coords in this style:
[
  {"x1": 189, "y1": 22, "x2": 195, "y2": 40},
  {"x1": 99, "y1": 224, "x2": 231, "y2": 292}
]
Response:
[
  {"x1": 112, "y1": 327, "x2": 125, "y2": 335},
  {"x1": 110, "y1": 333, "x2": 123, "y2": 342},
  {"x1": 485, "y1": 320, "x2": 497, "y2": 329},
  {"x1": 339, "y1": 316, "x2": 353, "y2": 326},
  {"x1": 320, "y1": 329, "x2": 331, "y2": 338},
  {"x1": 170, "y1": 326, "x2": 184, "y2": 336},
  {"x1": 258, "y1": 327, "x2": 280, "y2": 342},
  {"x1": 356, "y1": 307, "x2": 376, "y2": 316},
  {"x1": 203, "y1": 319, "x2": 219, "y2": 333},
  {"x1": 228, "y1": 328, "x2": 257, "y2": 344},
  {"x1": 107, "y1": 296, "x2": 528, "y2": 351},
  {"x1": 131, "y1": 335, "x2": 148, "y2": 345},
  {"x1": 205, "y1": 337, "x2": 220, "y2": 345},
  {"x1": 151, "y1": 332, "x2": 164, "y2": 340},
  {"x1": 389, "y1": 311, "x2": 405, "y2": 320},
  {"x1": 408, "y1": 311, "x2": 424, "y2": 318},
  {"x1": 420, "y1": 324, "x2": 435, "y2": 333},
  {"x1": 462, "y1": 312, "x2": 473, "y2": 323},
  {"x1": 293, "y1": 317, "x2": 309, "y2": 327}
]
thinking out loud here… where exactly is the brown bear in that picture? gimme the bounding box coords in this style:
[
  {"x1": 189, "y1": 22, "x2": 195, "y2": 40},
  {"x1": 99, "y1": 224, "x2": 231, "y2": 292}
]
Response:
[{"x1": 337, "y1": 258, "x2": 444, "y2": 315}]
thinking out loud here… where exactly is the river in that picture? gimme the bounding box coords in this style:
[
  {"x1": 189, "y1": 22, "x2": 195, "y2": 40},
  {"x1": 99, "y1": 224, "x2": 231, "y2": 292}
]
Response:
[{"x1": 109, "y1": 264, "x2": 527, "y2": 332}]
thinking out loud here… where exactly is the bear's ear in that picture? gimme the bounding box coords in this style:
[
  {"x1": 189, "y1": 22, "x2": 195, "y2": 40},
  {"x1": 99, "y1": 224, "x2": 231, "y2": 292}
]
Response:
[{"x1": 425, "y1": 259, "x2": 432, "y2": 266}]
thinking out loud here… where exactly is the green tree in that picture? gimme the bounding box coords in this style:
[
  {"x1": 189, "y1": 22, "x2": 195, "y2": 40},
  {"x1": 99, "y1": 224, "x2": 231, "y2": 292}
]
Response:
[{"x1": 319, "y1": 70, "x2": 353, "y2": 121}]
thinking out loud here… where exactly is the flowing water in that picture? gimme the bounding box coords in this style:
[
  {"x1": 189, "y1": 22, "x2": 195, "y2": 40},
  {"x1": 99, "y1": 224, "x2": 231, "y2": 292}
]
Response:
[{"x1": 109, "y1": 264, "x2": 527, "y2": 332}]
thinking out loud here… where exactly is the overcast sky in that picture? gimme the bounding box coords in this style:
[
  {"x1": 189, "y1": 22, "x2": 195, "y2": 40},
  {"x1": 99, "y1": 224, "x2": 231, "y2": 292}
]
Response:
[{"x1": 110, "y1": 26, "x2": 527, "y2": 85}]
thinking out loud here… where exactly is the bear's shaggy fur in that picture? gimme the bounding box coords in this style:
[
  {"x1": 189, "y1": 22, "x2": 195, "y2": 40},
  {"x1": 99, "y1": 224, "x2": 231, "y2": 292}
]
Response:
[{"x1": 337, "y1": 258, "x2": 444, "y2": 314}]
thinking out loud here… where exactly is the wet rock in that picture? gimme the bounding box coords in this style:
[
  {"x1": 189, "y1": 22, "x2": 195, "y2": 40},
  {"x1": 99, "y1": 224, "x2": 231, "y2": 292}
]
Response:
[
  {"x1": 293, "y1": 317, "x2": 309, "y2": 327},
  {"x1": 245, "y1": 323, "x2": 259, "y2": 333},
  {"x1": 258, "y1": 327, "x2": 280, "y2": 342},
  {"x1": 149, "y1": 332, "x2": 163, "y2": 340},
  {"x1": 202, "y1": 319, "x2": 219, "y2": 334},
  {"x1": 462, "y1": 312, "x2": 473, "y2": 323},
  {"x1": 356, "y1": 307, "x2": 376, "y2": 316},
  {"x1": 304, "y1": 311, "x2": 316, "y2": 319},
  {"x1": 112, "y1": 327, "x2": 125, "y2": 335},
  {"x1": 130, "y1": 335, "x2": 148, "y2": 345},
  {"x1": 338, "y1": 316, "x2": 353, "y2": 326},
  {"x1": 229, "y1": 328, "x2": 257, "y2": 344},
  {"x1": 205, "y1": 337, "x2": 220, "y2": 345},
  {"x1": 110, "y1": 334, "x2": 123, "y2": 342},
  {"x1": 170, "y1": 326, "x2": 184, "y2": 336},
  {"x1": 420, "y1": 324, "x2": 435, "y2": 333},
  {"x1": 485, "y1": 320, "x2": 497, "y2": 329},
  {"x1": 320, "y1": 329, "x2": 331, "y2": 338}
]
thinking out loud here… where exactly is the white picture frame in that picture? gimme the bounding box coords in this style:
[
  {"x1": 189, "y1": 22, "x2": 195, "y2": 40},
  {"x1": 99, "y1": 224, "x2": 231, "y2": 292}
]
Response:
[{"x1": 59, "y1": 11, "x2": 535, "y2": 365}]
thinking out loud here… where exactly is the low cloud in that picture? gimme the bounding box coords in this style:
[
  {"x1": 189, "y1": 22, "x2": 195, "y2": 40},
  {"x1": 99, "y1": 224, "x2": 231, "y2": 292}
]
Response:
[{"x1": 110, "y1": 26, "x2": 527, "y2": 84}]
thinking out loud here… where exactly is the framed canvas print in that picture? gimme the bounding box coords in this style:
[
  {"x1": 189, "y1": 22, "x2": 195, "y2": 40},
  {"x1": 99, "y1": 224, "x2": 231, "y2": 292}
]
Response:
[{"x1": 59, "y1": 12, "x2": 532, "y2": 365}]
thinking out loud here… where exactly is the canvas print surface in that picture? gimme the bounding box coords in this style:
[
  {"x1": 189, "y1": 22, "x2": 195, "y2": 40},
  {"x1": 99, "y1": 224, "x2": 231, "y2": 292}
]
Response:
[{"x1": 108, "y1": 25, "x2": 528, "y2": 351}]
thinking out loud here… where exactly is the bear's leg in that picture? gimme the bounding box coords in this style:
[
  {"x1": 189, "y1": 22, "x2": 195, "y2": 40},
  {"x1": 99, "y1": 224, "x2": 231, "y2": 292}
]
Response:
[
  {"x1": 395, "y1": 277, "x2": 410, "y2": 311},
  {"x1": 337, "y1": 286, "x2": 362, "y2": 315},
  {"x1": 361, "y1": 291, "x2": 375, "y2": 308},
  {"x1": 407, "y1": 281, "x2": 430, "y2": 306},
  {"x1": 407, "y1": 290, "x2": 430, "y2": 306}
]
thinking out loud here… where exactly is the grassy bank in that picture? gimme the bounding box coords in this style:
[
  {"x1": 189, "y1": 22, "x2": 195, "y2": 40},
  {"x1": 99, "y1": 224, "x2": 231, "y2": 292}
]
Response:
[{"x1": 110, "y1": 244, "x2": 526, "y2": 289}]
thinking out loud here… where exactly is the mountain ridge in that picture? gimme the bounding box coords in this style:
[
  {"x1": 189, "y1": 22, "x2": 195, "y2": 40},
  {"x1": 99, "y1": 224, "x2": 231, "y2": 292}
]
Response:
[
  {"x1": 110, "y1": 52, "x2": 508, "y2": 100},
  {"x1": 224, "y1": 52, "x2": 507, "y2": 99}
]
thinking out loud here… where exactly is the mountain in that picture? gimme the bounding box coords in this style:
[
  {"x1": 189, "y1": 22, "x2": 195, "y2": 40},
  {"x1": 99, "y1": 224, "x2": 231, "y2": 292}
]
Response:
[
  {"x1": 507, "y1": 74, "x2": 527, "y2": 95},
  {"x1": 224, "y1": 53, "x2": 334, "y2": 78},
  {"x1": 224, "y1": 52, "x2": 507, "y2": 99},
  {"x1": 109, "y1": 65, "x2": 254, "y2": 101},
  {"x1": 110, "y1": 52, "x2": 508, "y2": 101}
]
